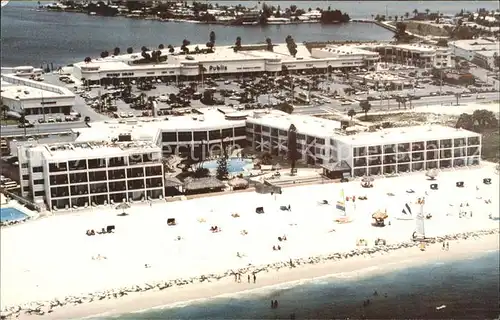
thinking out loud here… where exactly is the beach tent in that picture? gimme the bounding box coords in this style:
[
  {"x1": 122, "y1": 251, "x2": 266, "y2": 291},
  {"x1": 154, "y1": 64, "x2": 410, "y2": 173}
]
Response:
[
  {"x1": 372, "y1": 210, "x2": 388, "y2": 226},
  {"x1": 115, "y1": 202, "x2": 130, "y2": 216}
]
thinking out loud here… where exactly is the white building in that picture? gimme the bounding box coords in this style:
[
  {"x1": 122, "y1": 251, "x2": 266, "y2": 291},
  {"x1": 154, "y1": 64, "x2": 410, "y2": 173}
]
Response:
[
  {"x1": 17, "y1": 139, "x2": 164, "y2": 210},
  {"x1": 71, "y1": 43, "x2": 381, "y2": 84},
  {"x1": 1, "y1": 73, "x2": 75, "y2": 115},
  {"x1": 449, "y1": 38, "x2": 500, "y2": 69},
  {"x1": 75, "y1": 107, "x2": 249, "y2": 159},
  {"x1": 334, "y1": 125, "x2": 481, "y2": 177},
  {"x1": 245, "y1": 110, "x2": 342, "y2": 165}
]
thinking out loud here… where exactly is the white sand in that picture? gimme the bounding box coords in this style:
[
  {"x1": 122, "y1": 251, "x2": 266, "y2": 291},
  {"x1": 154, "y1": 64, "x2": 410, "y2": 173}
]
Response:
[{"x1": 1, "y1": 166, "x2": 499, "y2": 310}]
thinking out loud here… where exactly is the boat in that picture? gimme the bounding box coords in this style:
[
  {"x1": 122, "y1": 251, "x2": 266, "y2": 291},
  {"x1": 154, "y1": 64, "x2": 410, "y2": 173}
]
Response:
[
  {"x1": 1, "y1": 0, "x2": 10, "y2": 8},
  {"x1": 396, "y1": 202, "x2": 414, "y2": 220},
  {"x1": 413, "y1": 198, "x2": 426, "y2": 240},
  {"x1": 335, "y1": 189, "x2": 354, "y2": 223}
]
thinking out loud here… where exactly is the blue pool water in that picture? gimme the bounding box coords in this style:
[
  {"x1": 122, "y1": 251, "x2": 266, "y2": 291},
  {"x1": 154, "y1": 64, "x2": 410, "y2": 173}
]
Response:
[
  {"x1": 0, "y1": 207, "x2": 28, "y2": 222},
  {"x1": 201, "y1": 158, "x2": 253, "y2": 173}
]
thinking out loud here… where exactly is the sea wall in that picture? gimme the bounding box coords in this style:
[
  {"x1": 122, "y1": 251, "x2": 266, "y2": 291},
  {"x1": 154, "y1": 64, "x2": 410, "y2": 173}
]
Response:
[{"x1": 1, "y1": 228, "x2": 498, "y2": 318}]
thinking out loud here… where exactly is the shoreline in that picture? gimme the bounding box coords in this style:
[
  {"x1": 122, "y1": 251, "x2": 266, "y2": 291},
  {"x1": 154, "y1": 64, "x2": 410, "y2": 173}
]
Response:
[{"x1": 10, "y1": 230, "x2": 499, "y2": 320}]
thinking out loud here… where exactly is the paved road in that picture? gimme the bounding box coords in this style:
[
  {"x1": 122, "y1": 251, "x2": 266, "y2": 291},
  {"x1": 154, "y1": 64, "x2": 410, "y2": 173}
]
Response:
[
  {"x1": 0, "y1": 122, "x2": 86, "y2": 137},
  {"x1": 293, "y1": 92, "x2": 500, "y2": 116}
]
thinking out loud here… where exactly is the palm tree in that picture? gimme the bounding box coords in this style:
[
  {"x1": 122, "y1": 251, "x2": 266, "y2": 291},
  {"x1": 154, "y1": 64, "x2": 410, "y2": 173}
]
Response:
[
  {"x1": 287, "y1": 124, "x2": 298, "y2": 175},
  {"x1": 404, "y1": 12, "x2": 409, "y2": 19},
  {"x1": 412, "y1": 9, "x2": 418, "y2": 17},
  {"x1": 425, "y1": 8, "x2": 430, "y2": 15},
  {"x1": 455, "y1": 92, "x2": 461, "y2": 105},
  {"x1": 209, "y1": 31, "x2": 216, "y2": 45},
  {"x1": 360, "y1": 100, "x2": 371, "y2": 118},
  {"x1": 127, "y1": 47, "x2": 133, "y2": 54},
  {"x1": 100, "y1": 51, "x2": 109, "y2": 58},
  {"x1": 113, "y1": 47, "x2": 120, "y2": 56},
  {"x1": 347, "y1": 109, "x2": 356, "y2": 120},
  {"x1": 158, "y1": 44, "x2": 165, "y2": 49},
  {"x1": 168, "y1": 44, "x2": 174, "y2": 53}
]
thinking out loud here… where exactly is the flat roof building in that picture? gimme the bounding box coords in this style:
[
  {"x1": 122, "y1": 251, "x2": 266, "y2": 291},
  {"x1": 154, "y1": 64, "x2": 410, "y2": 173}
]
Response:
[
  {"x1": 0, "y1": 73, "x2": 75, "y2": 116},
  {"x1": 449, "y1": 38, "x2": 500, "y2": 69},
  {"x1": 18, "y1": 140, "x2": 164, "y2": 210}
]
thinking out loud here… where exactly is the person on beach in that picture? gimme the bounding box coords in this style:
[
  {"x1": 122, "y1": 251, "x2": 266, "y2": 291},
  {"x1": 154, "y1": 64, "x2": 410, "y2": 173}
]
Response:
[
  {"x1": 234, "y1": 274, "x2": 237, "y2": 282},
  {"x1": 446, "y1": 242, "x2": 449, "y2": 251},
  {"x1": 238, "y1": 274, "x2": 241, "y2": 283},
  {"x1": 248, "y1": 274, "x2": 250, "y2": 283},
  {"x1": 274, "y1": 300, "x2": 279, "y2": 308},
  {"x1": 253, "y1": 273, "x2": 256, "y2": 283},
  {"x1": 442, "y1": 242, "x2": 446, "y2": 250},
  {"x1": 271, "y1": 300, "x2": 275, "y2": 309}
]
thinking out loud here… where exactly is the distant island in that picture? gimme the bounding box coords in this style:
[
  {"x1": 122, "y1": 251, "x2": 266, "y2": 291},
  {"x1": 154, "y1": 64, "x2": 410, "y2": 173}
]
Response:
[{"x1": 41, "y1": 1, "x2": 351, "y2": 25}]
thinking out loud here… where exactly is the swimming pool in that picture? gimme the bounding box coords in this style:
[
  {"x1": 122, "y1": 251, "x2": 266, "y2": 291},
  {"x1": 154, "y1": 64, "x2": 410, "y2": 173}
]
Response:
[
  {"x1": 0, "y1": 207, "x2": 28, "y2": 223},
  {"x1": 200, "y1": 158, "x2": 253, "y2": 173}
]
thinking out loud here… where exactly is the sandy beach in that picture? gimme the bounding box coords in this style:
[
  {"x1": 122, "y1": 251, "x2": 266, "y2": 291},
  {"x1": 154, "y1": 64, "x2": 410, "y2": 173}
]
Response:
[
  {"x1": 2, "y1": 165, "x2": 499, "y2": 318},
  {"x1": 18, "y1": 233, "x2": 500, "y2": 320}
]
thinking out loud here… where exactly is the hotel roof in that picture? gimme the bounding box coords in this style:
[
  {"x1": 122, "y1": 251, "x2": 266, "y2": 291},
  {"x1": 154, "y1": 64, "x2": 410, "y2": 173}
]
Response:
[
  {"x1": 28, "y1": 140, "x2": 161, "y2": 162},
  {"x1": 74, "y1": 107, "x2": 250, "y2": 143},
  {"x1": 246, "y1": 110, "x2": 342, "y2": 138},
  {"x1": 334, "y1": 125, "x2": 480, "y2": 147},
  {"x1": 1, "y1": 85, "x2": 65, "y2": 100}
]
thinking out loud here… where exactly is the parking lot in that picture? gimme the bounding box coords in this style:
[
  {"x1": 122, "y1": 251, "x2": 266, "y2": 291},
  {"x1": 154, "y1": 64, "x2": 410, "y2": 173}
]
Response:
[{"x1": 35, "y1": 62, "x2": 498, "y2": 123}]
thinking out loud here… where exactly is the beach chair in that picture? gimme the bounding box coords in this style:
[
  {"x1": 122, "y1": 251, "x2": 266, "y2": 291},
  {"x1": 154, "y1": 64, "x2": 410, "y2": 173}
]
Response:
[
  {"x1": 456, "y1": 181, "x2": 464, "y2": 188},
  {"x1": 483, "y1": 178, "x2": 491, "y2": 185},
  {"x1": 167, "y1": 218, "x2": 176, "y2": 226},
  {"x1": 430, "y1": 183, "x2": 438, "y2": 190},
  {"x1": 106, "y1": 225, "x2": 115, "y2": 233},
  {"x1": 256, "y1": 207, "x2": 264, "y2": 214}
]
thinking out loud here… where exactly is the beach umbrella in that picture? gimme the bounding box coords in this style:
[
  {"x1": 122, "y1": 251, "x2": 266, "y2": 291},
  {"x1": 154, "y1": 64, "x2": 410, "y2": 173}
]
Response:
[
  {"x1": 115, "y1": 202, "x2": 130, "y2": 216},
  {"x1": 372, "y1": 210, "x2": 388, "y2": 221},
  {"x1": 425, "y1": 169, "x2": 438, "y2": 180},
  {"x1": 362, "y1": 176, "x2": 375, "y2": 182}
]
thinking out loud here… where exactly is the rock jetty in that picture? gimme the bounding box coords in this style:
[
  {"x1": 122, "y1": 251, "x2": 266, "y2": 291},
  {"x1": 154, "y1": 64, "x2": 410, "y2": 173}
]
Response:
[{"x1": 1, "y1": 229, "x2": 498, "y2": 318}]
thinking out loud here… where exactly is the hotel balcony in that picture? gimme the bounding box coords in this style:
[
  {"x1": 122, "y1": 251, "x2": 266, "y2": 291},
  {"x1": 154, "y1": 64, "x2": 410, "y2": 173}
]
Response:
[
  {"x1": 127, "y1": 167, "x2": 144, "y2": 178},
  {"x1": 146, "y1": 177, "x2": 163, "y2": 189},
  {"x1": 109, "y1": 181, "x2": 127, "y2": 192},
  {"x1": 51, "y1": 186, "x2": 69, "y2": 198},
  {"x1": 440, "y1": 139, "x2": 453, "y2": 149},
  {"x1": 108, "y1": 169, "x2": 126, "y2": 180},
  {"x1": 426, "y1": 161, "x2": 438, "y2": 169},
  {"x1": 353, "y1": 168, "x2": 367, "y2": 177},
  {"x1": 468, "y1": 137, "x2": 480, "y2": 146},
  {"x1": 354, "y1": 157, "x2": 367, "y2": 167},
  {"x1": 50, "y1": 174, "x2": 68, "y2": 185},
  {"x1": 354, "y1": 147, "x2": 367, "y2": 157},
  {"x1": 68, "y1": 160, "x2": 87, "y2": 171},
  {"x1": 51, "y1": 198, "x2": 70, "y2": 210},
  {"x1": 411, "y1": 141, "x2": 425, "y2": 151},
  {"x1": 90, "y1": 194, "x2": 108, "y2": 206},
  {"x1": 128, "y1": 190, "x2": 145, "y2": 202},
  {"x1": 127, "y1": 179, "x2": 145, "y2": 191},
  {"x1": 108, "y1": 157, "x2": 126, "y2": 168},
  {"x1": 49, "y1": 162, "x2": 67, "y2": 173},
  {"x1": 145, "y1": 165, "x2": 162, "y2": 177},
  {"x1": 368, "y1": 156, "x2": 381, "y2": 166},
  {"x1": 146, "y1": 189, "x2": 164, "y2": 200},
  {"x1": 439, "y1": 159, "x2": 452, "y2": 168},
  {"x1": 69, "y1": 172, "x2": 88, "y2": 184},
  {"x1": 88, "y1": 158, "x2": 106, "y2": 170},
  {"x1": 453, "y1": 138, "x2": 466, "y2": 148},
  {"x1": 440, "y1": 149, "x2": 452, "y2": 159},
  {"x1": 110, "y1": 192, "x2": 127, "y2": 204},
  {"x1": 397, "y1": 163, "x2": 410, "y2": 173},
  {"x1": 467, "y1": 147, "x2": 480, "y2": 156},
  {"x1": 71, "y1": 196, "x2": 89, "y2": 207},
  {"x1": 383, "y1": 144, "x2": 396, "y2": 154},
  {"x1": 368, "y1": 146, "x2": 382, "y2": 156},
  {"x1": 411, "y1": 162, "x2": 424, "y2": 171},
  {"x1": 397, "y1": 143, "x2": 410, "y2": 153},
  {"x1": 70, "y1": 185, "x2": 89, "y2": 196},
  {"x1": 383, "y1": 164, "x2": 396, "y2": 174},
  {"x1": 89, "y1": 170, "x2": 107, "y2": 182},
  {"x1": 89, "y1": 182, "x2": 108, "y2": 194},
  {"x1": 411, "y1": 152, "x2": 424, "y2": 161},
  {"x1": 368, "y1": 166, "x2": 381, "y2": 175},
  {"x1": 454, "y1": 147, "x2": 467, "y2": 158},
  {"x1": 426, "y1": 140, "x2": 439, "y2": 150},
  {"x1": 453, "y1": 158, "x2": 466, "y2": 167},
  {"x1": 398, "y1": 153, "x2": 411, "y2": 163},
  {"x1": 384, "y1": 154, "x2": 397, "y2": 164}
]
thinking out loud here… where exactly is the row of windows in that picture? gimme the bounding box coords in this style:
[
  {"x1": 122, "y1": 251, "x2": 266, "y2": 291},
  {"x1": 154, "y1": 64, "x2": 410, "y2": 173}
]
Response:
[{"x1": 161, "y1": 127, "x2": 246, "y2": 143}]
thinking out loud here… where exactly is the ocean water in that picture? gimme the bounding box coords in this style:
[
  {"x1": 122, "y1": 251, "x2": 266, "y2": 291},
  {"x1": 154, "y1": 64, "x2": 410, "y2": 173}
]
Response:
[
  {"x1": 2, "y1": 1, "x2": 499, "y2": 67},
  {"x1": 92, "y1": 251, "x2": 500, "y2": 320}
]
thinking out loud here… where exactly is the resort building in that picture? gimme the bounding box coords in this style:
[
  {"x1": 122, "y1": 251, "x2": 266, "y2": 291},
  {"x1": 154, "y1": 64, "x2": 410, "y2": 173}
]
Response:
[
  {"x1": 75, "y1": 107, "x2": 249, "y2": 159},
  {"x1": 71, "y1": 43, "x2": 381, "y2": 84},
  {"x1": 0, "y1": 73, "x2": 75, "y2": 115},
  {"x1": 17, "y1": 139, "x2": 164, "y2": 210},
  {"x1": 245, "y1": 110, "x2": 342, "y2": 165},
  {"x1": 333, "y1": 126, "x2": 482, "y2": 177},
  {"x1": 449, "y1": 38, "x2": 500, "y2": 68}
]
